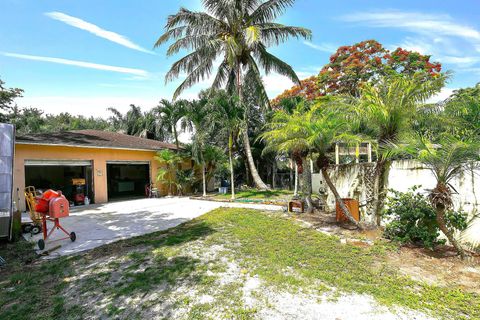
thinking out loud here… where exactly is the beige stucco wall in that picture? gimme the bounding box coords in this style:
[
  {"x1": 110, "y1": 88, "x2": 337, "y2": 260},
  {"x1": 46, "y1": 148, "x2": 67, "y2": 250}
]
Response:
[{"x1": 14, "y1": 143, "x2": 168, "y2": 211}]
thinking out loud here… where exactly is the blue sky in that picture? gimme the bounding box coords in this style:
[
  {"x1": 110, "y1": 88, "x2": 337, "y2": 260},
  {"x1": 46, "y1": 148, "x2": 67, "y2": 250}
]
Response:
[{"x1": 1, "y1": 0, "x2": 479, "y2": 117}]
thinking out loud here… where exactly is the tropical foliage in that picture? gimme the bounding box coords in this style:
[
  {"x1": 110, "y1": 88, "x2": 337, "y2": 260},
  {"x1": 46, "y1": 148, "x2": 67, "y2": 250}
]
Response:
[
  {"x1": 262, "y1": 100, "x2": 361, "y2": 227},
  {"x1": 155, "y1": 149, "x2": 182, "y2": 196},
  {"x1": 155, "y1": 0, "x2": 312, "y2": 190},
  {"x1": 384, "y1": 187, "x2": 468, "y2": 250},
  {"x1": 355, "y1": 73, "x2": 446, "y2": 225},
  {"x1": 404, "y1": 136, "x2": 479, "y2": 257}
]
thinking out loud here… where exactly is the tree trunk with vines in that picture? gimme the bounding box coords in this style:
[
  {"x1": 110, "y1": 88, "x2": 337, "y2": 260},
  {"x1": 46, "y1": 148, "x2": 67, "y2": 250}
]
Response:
[
  {"x1": 301, "y1": 157, "x2": 313, "y2": 213},
  {"x1": 321, "y1": 167, "x2": 362, "y2": 229},
  {"x1": 373, "y1": 160, "x2": 391, "y2": 226},
  {"x1": 435, "y1": 205, "x2": 466, "y2": 259}
]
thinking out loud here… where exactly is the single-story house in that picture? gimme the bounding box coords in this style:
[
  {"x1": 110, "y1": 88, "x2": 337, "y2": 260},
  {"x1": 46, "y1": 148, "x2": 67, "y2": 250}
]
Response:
[{"x1": 14, "y1": 129, "x2": 180, "y2": 211}]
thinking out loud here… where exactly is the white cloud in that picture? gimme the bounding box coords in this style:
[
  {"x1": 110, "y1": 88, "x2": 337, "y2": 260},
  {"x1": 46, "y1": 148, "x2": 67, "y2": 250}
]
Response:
[
  {"x1": 394, "y1": 37, "x2": 480, "y2": 68},
  {"x1": 2, "y1": 52, "x2": 149, "y2": 77},
  {"x1": 340, "y1": 11, "x2": 480, "y2": 43},
  {"x1": 45, "y1": 11, "x2": 154, "y2": 54},
  {"x1": 303, "y1": 41, "x2": 337, "y2": 53},
  {"x1": 427, "y1": 87, "x2": 456, "y2": 103},
  {"x1": 439, "y1": 56, "x2": 480, "y2": 66}
]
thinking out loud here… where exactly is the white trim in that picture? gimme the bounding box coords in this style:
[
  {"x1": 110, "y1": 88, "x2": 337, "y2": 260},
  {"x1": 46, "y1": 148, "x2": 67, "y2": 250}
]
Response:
[
  {"x1": 25, "y1": 159, "x2": 93, "y2": 166},
  {"x1": 106, "y1": 160, "x2": 150, "y2": 165}
]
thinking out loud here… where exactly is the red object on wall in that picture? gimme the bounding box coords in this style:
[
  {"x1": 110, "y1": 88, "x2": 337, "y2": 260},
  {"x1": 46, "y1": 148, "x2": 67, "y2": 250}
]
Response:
[
  {"x1": 34, "y1": 190, "x2": 62, "y2": 213},
  {"x1": 48, "y1": 196, "x2": 70, "y2": 218}
]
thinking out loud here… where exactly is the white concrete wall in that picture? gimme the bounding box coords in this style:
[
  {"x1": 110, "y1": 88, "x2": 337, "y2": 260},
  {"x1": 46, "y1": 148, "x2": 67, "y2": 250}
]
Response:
[{"x1": 312, "y1": 160, "x2": 480, "y2": 245}]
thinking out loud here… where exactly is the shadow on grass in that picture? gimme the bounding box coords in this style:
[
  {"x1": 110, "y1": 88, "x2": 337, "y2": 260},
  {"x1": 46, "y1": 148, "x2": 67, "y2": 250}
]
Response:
[{"x1": 0, "y1": 218, "x2": 217, "y2": 320}]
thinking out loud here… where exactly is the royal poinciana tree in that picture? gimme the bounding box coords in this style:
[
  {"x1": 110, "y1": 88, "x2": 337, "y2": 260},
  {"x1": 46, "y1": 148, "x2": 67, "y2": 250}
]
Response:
[
  {"x1": 271, "y1": 76, "x2": 322, "y2": 107},
  {"x1": 318, "y1": 40, "x2": 442, "y2": 96},
  {"x1": 155, "y1": 0, "x2": 311, "y2": 190},
  {"x1": 272, "y1": 39, "x2": 443, "y2": 104}
]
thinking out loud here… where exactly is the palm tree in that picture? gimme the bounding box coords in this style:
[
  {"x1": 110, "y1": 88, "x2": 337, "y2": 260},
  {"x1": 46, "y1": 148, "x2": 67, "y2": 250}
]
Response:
[
  {"x1": 155, "y1": 149, "x2": 182, "y2": 196},
  {"x1": 108, "y1": 104, "x2": 145, "y2": 136},
  {"x1": 182, "y1": 100, "x2": 211, "y2": 197},
  {"x1": 262, "y1": 102, "x2": 361, "y2": 227},
  {"x1": 155, "y1": 0, "x2": 311, "y2": 190},
  {"x1": 356, "y1": 74, "x2": 446, "y2": 225},
  {"x1": 156, "y1": 99, "x2": 187, "y2": 148},
  {"x1": 207, "y1": 90, "x2": 243, "y2": 199},
  {"x1": 407, "y1": 136, "x2": 480, "y2": 258},
  {"x1": 203, "y1": 144, "x2": 228, "y2": 189}
]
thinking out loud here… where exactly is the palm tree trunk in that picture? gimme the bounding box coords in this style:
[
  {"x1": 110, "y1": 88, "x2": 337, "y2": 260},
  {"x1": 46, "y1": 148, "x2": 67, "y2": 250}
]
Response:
[
  {"x1": 373, "y1": 160, "x2": 391, "y2": 226},
  {"x1": 434, "y1": 200, "x2": 466, "y2": 259},
  {"x1": 202, "y1": 162, "x2": 207, "y2": 197},
  {"x1": 302, "y1": 157, "x2": 313, "y2": 213},
  {"x1": 289, "y1": 159, "x2": 294, "y2": 191},
  {"x1": 236, "y1": 62, "x2": 269, "y2": 191},
  {"x1": 294, "y1": 163, "x2": 299, "y2": 197},
  {"x1": 242, "y1": 127, "x2": 269, "y2": 190},
  {"x1": 272, "y1": 160, "x2": 277, "y2": 189},
  {"x1": 321, "y1": 167, "x2": 362, "y2": 229},
  {"x1": 229, "y1": 134, "x2": 235, "y2": 200},
  {"x1": 168, "y1": 167, "x2": 173, "y2": 196},
  {"x1": 173, "y1": 125, "x2": 179, "y2": 149}
]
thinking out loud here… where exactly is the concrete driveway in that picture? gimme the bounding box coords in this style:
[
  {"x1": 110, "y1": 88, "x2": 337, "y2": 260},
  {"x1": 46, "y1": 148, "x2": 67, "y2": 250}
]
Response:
[{"x1": 24, "y1": 197, "x2": 283, "y2": 257}]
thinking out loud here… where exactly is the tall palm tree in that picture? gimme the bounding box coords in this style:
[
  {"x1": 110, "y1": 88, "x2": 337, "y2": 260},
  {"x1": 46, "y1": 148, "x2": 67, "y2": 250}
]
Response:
[
  {"x1": 357, "y1": 74, "x2": 446, "y2": 225},
  {"x1": 207, "y1": 90, "x2": 243, "y2": 199},
  {"x1": 407, "y1": 136, "x2": 480, "y2": 258},
  {"x1": 262, "y1": 102, "x2": 361, "y2": 227},
  {"x1": 155, "y1": 0, "x2": 311, "y2": 190},
  {"x1": 156, "y1": 99, "x2": 187, "y2": 148}
]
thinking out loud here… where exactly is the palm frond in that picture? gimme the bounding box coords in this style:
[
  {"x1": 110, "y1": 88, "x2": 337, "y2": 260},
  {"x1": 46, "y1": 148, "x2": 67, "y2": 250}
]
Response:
[
  {"x1": 249, "y1": 0, "x2": 296, "y2": 24},
  {"x1": 254, "y1": 43, "x2": 300, "y2": 84},
  {"x1": 258, "y1": 23, "x2": 311, "y2": 45}
]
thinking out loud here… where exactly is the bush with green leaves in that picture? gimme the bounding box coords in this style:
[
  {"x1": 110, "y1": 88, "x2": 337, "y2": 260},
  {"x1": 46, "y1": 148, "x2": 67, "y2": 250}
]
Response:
[{"x1": 383, "y1": 186, "x2": 468, "y2": 249}]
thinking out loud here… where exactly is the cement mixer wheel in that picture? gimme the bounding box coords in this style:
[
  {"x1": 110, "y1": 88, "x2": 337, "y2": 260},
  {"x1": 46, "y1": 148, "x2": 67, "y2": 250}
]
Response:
[
  {"x1": 38, "y1": 239, "x2": 45, "y2": 251},
  {"x1": 31, "y1": 225, "x2": 41, "y2": 235},
  {"x1": 70, "y1": 232, "x2": 76, "y2": 242}
]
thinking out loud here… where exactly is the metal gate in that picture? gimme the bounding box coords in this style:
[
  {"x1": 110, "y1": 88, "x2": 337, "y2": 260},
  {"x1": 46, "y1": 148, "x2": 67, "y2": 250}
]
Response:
[{"x1": 0, "y1": 123, "x2": 15, "y2": 239}]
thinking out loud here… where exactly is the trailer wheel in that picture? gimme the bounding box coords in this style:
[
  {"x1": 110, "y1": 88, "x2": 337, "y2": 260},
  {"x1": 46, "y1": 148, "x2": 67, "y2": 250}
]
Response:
[
  {"x1": 70, "y1": 232, "x2": 76, "y2": 242},
  {"x1": 31, "y1": 225, "x2": 41, "y2": 235},
  {"x1": 23, "y1": 225, "x2": 32, "y2": 234},
  {"x1": 38, "y1": 239, "x2": 45, "y2": 250}
]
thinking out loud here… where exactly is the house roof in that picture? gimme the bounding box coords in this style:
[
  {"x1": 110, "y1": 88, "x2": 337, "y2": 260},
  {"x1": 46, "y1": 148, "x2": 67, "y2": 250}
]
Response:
[{"x1": 16, "y1": 129, "x2": 178, "y2": 151}]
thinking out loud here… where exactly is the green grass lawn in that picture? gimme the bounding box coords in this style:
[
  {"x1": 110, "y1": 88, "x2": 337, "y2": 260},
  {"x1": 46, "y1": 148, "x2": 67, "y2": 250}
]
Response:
[
  {"x1": 212, "y1": 188, "x2": 293, "y2": 201},
  {"x1": 1, "y1": 208, "x2": 478, "y2": 319}
]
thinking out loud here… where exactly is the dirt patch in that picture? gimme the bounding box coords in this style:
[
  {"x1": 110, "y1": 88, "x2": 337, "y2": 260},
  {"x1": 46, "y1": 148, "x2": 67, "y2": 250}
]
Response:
[
  {"x1": 295, "y1": 211, "x2": 480, "y2": 295},
  {"x1": 387, "y1": 246, "x2": 480, "y2": 294}
]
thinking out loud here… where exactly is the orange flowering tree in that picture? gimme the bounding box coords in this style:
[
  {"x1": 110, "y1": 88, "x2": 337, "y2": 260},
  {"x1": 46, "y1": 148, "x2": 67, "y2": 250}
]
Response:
[
  {"x1": 271, "y1": 76, "x2": 323, "y2": 108},
  {"x1": 318, "y1": 40, "x2": 442, "y2": 96},
  {"x1": 272, "y1": 40, "x2": 443, "y2": 106}
]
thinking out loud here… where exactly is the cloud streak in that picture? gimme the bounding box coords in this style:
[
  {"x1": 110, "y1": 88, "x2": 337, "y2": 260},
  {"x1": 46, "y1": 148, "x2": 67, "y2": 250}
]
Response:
[
  {"x1": 340, "y1": 11, "x2": 480, "y2": 43},
  {"x1": 2, "y1": 52, "x2": 149, "y2": 77},
  {"x1": 45, "y1": 11, "x2": 154, "y2": 54},
  {"x1": 303, "y1": 41, "x2": 337, "y2": 53}
]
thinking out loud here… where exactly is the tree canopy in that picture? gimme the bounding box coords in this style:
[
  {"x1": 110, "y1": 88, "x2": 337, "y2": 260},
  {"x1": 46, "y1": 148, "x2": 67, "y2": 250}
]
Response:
[{"x1": 272, "y1": 40, "x2": 443, "y2": 105}]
